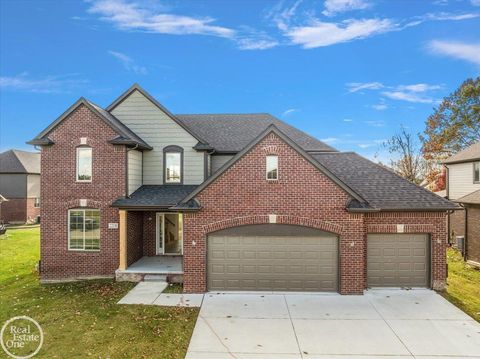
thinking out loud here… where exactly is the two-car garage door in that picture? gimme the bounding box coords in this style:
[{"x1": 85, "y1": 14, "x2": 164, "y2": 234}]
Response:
[{"x1": 207, "y1": 224, "x2": 338, "y2": 292}]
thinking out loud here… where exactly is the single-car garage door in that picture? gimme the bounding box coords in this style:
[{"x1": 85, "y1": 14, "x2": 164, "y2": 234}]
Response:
[
  {"x1": 367, "y1": 234, "x2": 429, "y2": 288},
  {"x1": 207, "y1": 224, "x2": 338, "y2": 292}
]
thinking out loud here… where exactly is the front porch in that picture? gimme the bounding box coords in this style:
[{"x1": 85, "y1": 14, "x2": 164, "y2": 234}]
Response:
[{"x1": 116, "y1": 210, "x2": 185, "y2": 283}]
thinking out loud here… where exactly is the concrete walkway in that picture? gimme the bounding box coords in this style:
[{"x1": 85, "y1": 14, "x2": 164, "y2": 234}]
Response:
[
  {"x1": 186, "y1": 289, "x2": 480, "y2": 359},
  {"x1": 117, "y1": 282, "x2": 203, "y2": 307}
]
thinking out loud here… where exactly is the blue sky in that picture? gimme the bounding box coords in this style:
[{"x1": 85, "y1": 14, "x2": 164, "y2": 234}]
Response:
[{"x1": 1, "y1": 0, "x2": 479, "y2": 161}]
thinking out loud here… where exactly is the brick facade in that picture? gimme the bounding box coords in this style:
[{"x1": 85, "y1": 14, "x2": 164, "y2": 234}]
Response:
[
  {"x1": 182, "y1": 133, "x2": 448, "y2": 294},
  {"x1": 466, "y1": 205, "x2": 480, "y2": 264},
  {"x1": 448, "y1": 209, "x2": 465, "y2": 243},
  {"x1": 0, "y1": 198, "x2": 39, "y2": 224},
  {"x1": 40, "y1": 104, "x2": 126, "y2": 281}
]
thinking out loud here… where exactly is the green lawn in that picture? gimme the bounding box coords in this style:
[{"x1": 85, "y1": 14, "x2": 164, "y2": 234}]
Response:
[
  {"x1": 0, "y1": 228, "x2": 199, "y2": 358},
  {"x1": 442, "y1": 248, "x2": 480, "y2": 322}
]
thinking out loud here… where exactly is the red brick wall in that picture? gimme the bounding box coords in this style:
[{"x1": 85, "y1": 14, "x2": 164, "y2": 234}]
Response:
[
  {"x1": 126, "y1": 211, "x2": 143, "y2": 266},
  {"x1": 0, "y1": 199, "x2": 27, "y2": 223},
  {"x1": 143, "y1": 212, "x2": 157, "y2": 256},
  {"x1": 466, "y1": 205, "x2": 480, "y2": 264},
  {"x1": 449, "y1": 209, "x2": 465, "y2": 243},
  {"x1": 40, "y1": 104, "x2": 126, "y2": 280},
  {"x1": 26, "y1": 198, "x2": 40, "y2": 224},
  {"x1": 182, "y1": 133, "x2": 448, "y2": 294}
]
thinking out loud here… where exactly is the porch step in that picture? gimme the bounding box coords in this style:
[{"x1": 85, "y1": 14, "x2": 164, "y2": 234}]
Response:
[{"x1": 144, "y1": 274, "x2": 167, "y2": 282}]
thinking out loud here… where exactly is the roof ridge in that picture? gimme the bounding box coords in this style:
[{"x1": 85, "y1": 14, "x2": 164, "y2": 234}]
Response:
[{"x1": 176, "y1": 113, "x2": 272, "y2": 116}]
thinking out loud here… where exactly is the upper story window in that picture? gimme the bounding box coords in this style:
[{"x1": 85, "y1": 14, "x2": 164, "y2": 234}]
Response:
[
  {"x1": 474, "y1": 162, "x2": 480, "y2": 183},
  {"x1": 68, "y1": 209, "x2": 100, "y2": 251},
  {"x1": 266, "y1": 155, "x2": 278, "y2": 180},
  {"x1": 76, "y1": 147, "x2": 92, "y2": 182},
  {"x1": 164, "y1": 146, "x2": 183, "y2": 184}
]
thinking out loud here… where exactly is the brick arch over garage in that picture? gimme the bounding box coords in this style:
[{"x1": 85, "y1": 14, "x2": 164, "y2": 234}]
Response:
[{"x1": 202, "y1": 215, "x2": 344, "y2": 236}]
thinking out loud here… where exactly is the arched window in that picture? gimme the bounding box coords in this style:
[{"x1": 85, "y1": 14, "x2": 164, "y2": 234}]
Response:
[{"x1": 163, "y1": 145, "x2": 183, "y2": 184}]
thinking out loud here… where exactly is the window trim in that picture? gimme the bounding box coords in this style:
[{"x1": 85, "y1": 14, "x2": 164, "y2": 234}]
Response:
[
  {"x1": 34, "y1": 197, "x2": 40, "y2": 208},
  {"x1": 163, "y1": 145, "x2": 184, "y2": 184},
  {"x1": 474, "y1": 161, "x2": 480, "y2": 184},
  {"x1": 76, "y1": 147, "x2": 93, "y2": 183},
  {"x1": 67, "y1": 209, "x2": 101, "y2": 252},
  {"x1": 266, "y1": 155, "x2": 279, "y2": 181}
]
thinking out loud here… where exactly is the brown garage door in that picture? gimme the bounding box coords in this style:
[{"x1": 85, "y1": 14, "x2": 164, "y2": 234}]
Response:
[
  {"x1": 207, "y1": 224, "x2": 338, "y2": 292},
  {"x1": 367, "y1": 234, "x2": 429, "y2": 288}
]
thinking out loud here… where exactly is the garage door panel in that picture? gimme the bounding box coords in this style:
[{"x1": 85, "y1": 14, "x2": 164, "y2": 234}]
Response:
[
  {"x1": 208, "y1": 225, "x2": 338, "y2": 292},
  {"x1": 367, "y1": 234, "x2": 429, "y2": 288}
]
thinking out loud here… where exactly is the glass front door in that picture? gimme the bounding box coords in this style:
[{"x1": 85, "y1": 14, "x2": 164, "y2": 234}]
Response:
[{"x1": 156, "y1": 213, "x2": 183, "y2": 255}]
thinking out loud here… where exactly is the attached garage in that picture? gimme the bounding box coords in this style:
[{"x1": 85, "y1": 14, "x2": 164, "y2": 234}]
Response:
[
  {"x1": 367, "y1": 234, "x2": 430, "y2": 288},
  {"x1": 207, "y1": 224, "x2": 338, "y2": 292}
]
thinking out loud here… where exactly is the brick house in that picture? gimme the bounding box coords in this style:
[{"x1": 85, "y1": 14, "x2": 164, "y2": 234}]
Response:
[
  {"x1": 28, "y1": 84, "x2": 458, "y2": 294},
  {"x1": 0, "y1": 149, "x2": 40, "y2": 224},
  {"x1": 444, "y1": 141, "x2": 480, "y2": 267}
]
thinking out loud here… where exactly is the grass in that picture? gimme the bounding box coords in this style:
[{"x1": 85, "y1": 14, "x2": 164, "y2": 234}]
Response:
[
  {"x1": 442, "y1": 248, "x2": 480, "y2": 322},
  {"x1": 163, "y1": 284, "x2": 184, "y2": 294},
  {"x1": 0, "y1": 228, "x2": 199, "y2": 358}
]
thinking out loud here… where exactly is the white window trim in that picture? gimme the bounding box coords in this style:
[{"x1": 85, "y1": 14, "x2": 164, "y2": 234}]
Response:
[
  {"x1": 165, "y1": 152, "x2": 182, "y2": 184},
  {"x1": 155, "y1": 213, "x2": 183, "y2": 255},
  {"x1": 76, "y1": 147, "x2": 92, "y2": 183},
  {"x1": 266, "y1": 155, "x2": 279, "y2": 181},
  {"x1": 68, "y1": 209, "x2": 101, "y2": 251}
]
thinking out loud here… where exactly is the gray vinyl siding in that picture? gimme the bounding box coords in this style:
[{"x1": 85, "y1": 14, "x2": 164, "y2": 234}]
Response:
[
  {"x1": 26, "y1": 174, "x2": 40, "y2": 198},
  {"x1": 448, "y1": 162, "x2": 480, "y2": 200},
  {"x1": 211, "y1": 154, "x2": 234, "y2": 174},
  {"x1": 0, "y1": 174, "x2": 27, "y2": 198},
  {"x1": 128, "y1": 150, "x2": 142, "y2": 195},
  {"x1": 111, "y1": 90, "x2": 205, "y2": 185}
]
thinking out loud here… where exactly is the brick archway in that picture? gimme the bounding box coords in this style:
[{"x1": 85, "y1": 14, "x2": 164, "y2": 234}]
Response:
[{"x1": 202, "y1": 215, "x2": 344, "y2": 235}]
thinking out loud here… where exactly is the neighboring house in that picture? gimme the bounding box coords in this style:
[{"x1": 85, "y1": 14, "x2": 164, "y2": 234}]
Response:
[
  {"x1": 444, "y1": 141, "x2": 480, "y2": 267},
  {"x1": 0, "y1": 149, "x2": 40, "y2": 224},
  {"x1": 28, "y1": 84, "x2": 458, "y2": 294}
]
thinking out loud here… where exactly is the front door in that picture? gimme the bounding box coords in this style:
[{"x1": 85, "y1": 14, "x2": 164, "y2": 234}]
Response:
[{"x1": 156, "y1": 213, "x2": 183, "y2": 255}]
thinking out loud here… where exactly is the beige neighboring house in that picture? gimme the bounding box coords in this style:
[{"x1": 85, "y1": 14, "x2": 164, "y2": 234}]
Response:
[
  {"x1": 444, "y1": 141, "x2": 480, "y2": 267},
  {"x1": 0, "y1": 149, "x2": 41, "y2": 224}
]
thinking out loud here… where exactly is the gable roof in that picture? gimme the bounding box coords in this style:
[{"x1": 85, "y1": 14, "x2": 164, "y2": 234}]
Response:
[
  {"x1": 312, "y1": 152, "x2": 459, "y2": 211},
  {"x1": 175, "y1": 114, "x2": 337, "y2": 153},
  {"x1": 0, "y1": 150, "x2": 40, "y2": 174},
  {"x1": 27, "y1": 98, "x2": 152, "y2": 150},
  {"x1": 112, "y1": 185, "x2": 198, "y2": 209},
  {"x1": 181, "y1": 125, "x2": 365, "y2": 204},
  {"x1": 455, "y1": 189, "x2": 480, "y2": 205},
  {"x1": 444, "y1": 141, "x2": 480, "y2": 164},
  {"x1": 106, "y1": 83, "x2": 208, "y2": 146}
]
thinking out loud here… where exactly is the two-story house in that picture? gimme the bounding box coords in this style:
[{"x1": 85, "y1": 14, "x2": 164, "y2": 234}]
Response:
[
  {"x1": 445, "y1": 141, "x2": 480, "y2": 267},
  {"x1": 28, "y1": 84, "x2": 458, "y2": 294},
  {"x1": 0, "y1": 149, "x2": 40, "y2": 224}
]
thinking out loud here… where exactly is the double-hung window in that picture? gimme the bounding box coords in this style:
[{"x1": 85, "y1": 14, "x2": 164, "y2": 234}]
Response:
[
  {"x1": 474, "y1": 162, "x2": 480, "y2": 183},
  {"x1": 68, "y1": 209, "x2": 100, "y2": 251},
  {"x1": 164, "y1": 146, "x2": 183, "y2": 184},
  {"x1": 266, "y1": 155, "x2": 278, "y2": 180},
  {"x1": 76, "y1": 147, "x2": 92, "y2": 182}
]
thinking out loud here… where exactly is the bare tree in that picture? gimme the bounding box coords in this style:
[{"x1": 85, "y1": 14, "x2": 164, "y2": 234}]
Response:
[{"x1": 385, "y1": 127, "x2": 426, "y2": 185}]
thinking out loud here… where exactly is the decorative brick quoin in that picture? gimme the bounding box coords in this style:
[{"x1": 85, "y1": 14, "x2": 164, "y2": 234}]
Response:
[{"x1": 29, "y1": 84, "x2": 458, "y2": 294}]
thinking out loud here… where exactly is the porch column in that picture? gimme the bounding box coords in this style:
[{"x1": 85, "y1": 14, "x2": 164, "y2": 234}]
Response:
[{"x1": 119, "y1": 210, "x2": 127, "y2": 270}]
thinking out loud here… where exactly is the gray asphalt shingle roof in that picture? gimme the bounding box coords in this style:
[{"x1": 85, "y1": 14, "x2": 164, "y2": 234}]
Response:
[
  {"x1": 312, "y1": 152, "x2": 458, "y2": 211},
  {"x1": 0, "y1": 150, "x2": 40, "y2": 174},
  {"x1": 444, "y1": 142, "x2": 480, "y2": 164},
  {"x1": 175, "y1": 114, "x2": 337, "y2": 153},
  {"x1": 456, "y1": 189, "x2": 480, "y2": 205},
  {"x1": 112, "y1": 185, "x2": 198, "y2": 208}
]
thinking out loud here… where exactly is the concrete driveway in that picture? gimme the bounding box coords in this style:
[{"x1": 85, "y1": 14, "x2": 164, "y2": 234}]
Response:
[{"x1": 186, "y1": 289, "x2": 480, "y2": 359}]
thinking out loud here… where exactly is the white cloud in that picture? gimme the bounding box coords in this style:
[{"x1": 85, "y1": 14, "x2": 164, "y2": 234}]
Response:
[
  {"x1": 347, "y1": 81, "x2": 384, "y2": 93},
  {"x1": 364, "y1": 120, "x2": 385, "y2": 127},
  {"x1": 396, "y1": 83, "x2": 442, "y2": 92},
  {"x1": 108, "y1": 50, "x2": 147, "y2": 74},
  {"x1": 235, "y1": 28, "x2": 279, "y2": 50},
  {"x1": 282, "y1": 108, "x2": 298, "y2": 116},
  {"x1": 343, "y1": 118, "x2": 353, "y2": 122},
  {"x1": 471, "y1": 0, "x2": 480, "y2": 6},
  {"x1": 372, "y1": 103, "x2": 388, "y2": 110},
  {"x1": 87, "y1": 0, "x2": 235, "y2": 38},
  {"x1": 381, "y1": 91, "x2": 434, "y2": 103},
  {"x1": 428, "y1": 40, "x2": 480, "y2": 65},
  {"x1": 322, "y1": 0, "x2": 371, "y2": 17},
  {"x1": 286, "y1": 18, "x2": 394, "y2": 48},
  {"x1": 0, "y1": 73, "x2": 88, "y2": 93}
]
